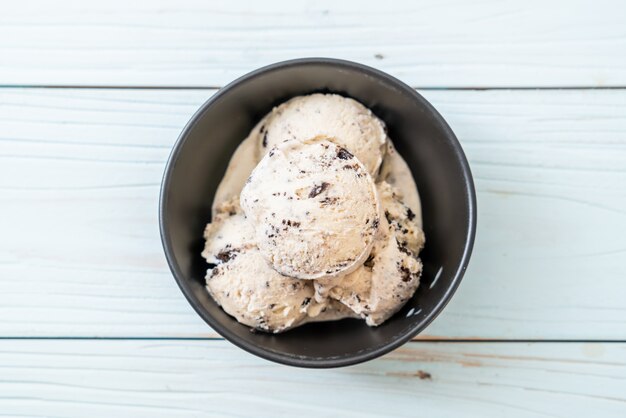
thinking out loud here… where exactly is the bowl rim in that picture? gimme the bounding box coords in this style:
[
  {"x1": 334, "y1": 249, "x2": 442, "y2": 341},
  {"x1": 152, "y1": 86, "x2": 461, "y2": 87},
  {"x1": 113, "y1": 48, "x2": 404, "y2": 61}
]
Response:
[{"x1": 159, "y1": 57, "x2": 477, "y2": 368}]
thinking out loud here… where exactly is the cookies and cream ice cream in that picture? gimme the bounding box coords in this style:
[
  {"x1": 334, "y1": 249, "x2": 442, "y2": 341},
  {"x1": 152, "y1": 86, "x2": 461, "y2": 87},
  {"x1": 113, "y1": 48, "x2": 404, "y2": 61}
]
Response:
[
  {"x1": 256, "y1": 94, "x2": 387, "y2": 176},
  {"x1": 202, "y1": 198, "x2": 332, "y2": 332},
  {"x1": 313, "y1": 181, "x2": 424, "y2": 326},
  {"x1": 202, "y1": 93, "x2": 425, "y2": 333},
  {"x1": 241, "y1": 137, "x2": 380, "y2": 280}
]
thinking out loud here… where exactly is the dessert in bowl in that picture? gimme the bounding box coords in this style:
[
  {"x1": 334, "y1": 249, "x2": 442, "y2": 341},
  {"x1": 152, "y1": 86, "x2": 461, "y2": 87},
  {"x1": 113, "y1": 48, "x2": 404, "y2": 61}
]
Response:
[{"x1": 160, "y1": 58, "x2": 476, "y2": 367}]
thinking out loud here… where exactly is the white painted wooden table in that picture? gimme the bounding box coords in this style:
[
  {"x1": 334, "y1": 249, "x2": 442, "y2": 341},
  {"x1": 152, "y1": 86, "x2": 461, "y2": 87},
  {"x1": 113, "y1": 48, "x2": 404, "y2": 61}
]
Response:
[{"x1": 1, "y1": 1, "x2": 625, "y2": 416}]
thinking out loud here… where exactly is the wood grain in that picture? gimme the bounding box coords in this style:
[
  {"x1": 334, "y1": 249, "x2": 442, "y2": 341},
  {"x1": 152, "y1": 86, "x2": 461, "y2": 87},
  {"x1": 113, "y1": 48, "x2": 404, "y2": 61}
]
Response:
[
  {"x1": 0, "y1": 340, "x2": 624, "y2": 417},
  {"x1": 1, "y1": 0, "x2": 626, "y2": 88},
  {"x1": 1, "y1": 88, "x2": 625, "y2": 339}
]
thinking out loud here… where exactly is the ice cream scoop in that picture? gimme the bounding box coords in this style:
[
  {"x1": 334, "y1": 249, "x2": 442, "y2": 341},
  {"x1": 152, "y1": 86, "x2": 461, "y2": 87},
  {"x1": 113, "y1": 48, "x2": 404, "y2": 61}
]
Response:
[
  {"x1": 241, "y1": 137, "x2": 380, "y2": 280},
  {"x1": 202, "y1": 202, "x2": 331, "y2": 333},
  {"x1": 314, "y1": 181, "x2": 423, "y2": 326},
  {"x1": 377, "y1": 181, "x2": 425, "y2": 255},
  {"x1": 377, "y1": 141, "x2": 423, "y2": 228},
  {"x1": 255, "y1": 94, "x2": 387, "y2": 176},
  {"x1": 207, "y1": 248, "x2": 317, "y2": 333},
  {"x1": 202, "y1": 198, "x2": 255, "y2": 264}
]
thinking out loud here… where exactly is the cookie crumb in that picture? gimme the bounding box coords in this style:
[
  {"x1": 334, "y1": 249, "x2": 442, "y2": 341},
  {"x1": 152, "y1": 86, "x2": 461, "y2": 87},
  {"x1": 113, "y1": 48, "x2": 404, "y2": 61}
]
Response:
[
  {"x1": 308, "y1": 182, "x2": 330, "y2": 198},
  {"x1": 336, "y1": 147, "x2": 354, "y2": 160}
]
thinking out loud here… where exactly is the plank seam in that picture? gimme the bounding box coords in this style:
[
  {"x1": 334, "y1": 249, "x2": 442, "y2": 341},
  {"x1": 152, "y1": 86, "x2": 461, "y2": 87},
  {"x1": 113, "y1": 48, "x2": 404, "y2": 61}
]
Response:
[
  {"x1": 2, "y1": 85, "x2": 626, "y2": 91},
  {"x1": 0, "y1": 337, "x2": 624, "y2": 343}
]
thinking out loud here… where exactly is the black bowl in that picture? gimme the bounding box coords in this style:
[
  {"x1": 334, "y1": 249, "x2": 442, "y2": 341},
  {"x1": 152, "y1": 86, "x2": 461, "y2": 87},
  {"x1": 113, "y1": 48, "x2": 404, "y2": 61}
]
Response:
[{"x1": 160, "y1": 58, "x2": 476, "y2": 368}]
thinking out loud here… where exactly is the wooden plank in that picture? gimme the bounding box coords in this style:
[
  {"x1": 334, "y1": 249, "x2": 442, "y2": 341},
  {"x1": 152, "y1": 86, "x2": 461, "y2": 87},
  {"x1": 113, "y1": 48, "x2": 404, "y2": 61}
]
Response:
[
  {"x1": 1, "y1": 0, "x2": 626, "y2": 88},
  {"x1": 0, "y1": 340, "x2": 624, "y2": 417},
  {"x1": 0, "y1": 88, "x2": 625, "y2": 339}
]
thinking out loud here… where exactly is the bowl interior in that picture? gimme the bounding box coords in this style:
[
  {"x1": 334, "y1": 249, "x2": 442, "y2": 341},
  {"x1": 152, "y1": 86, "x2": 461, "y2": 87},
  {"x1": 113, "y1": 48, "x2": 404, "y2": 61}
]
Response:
[{"x1": 160, "y1": 59, "x2": 475, "y2": 367}]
